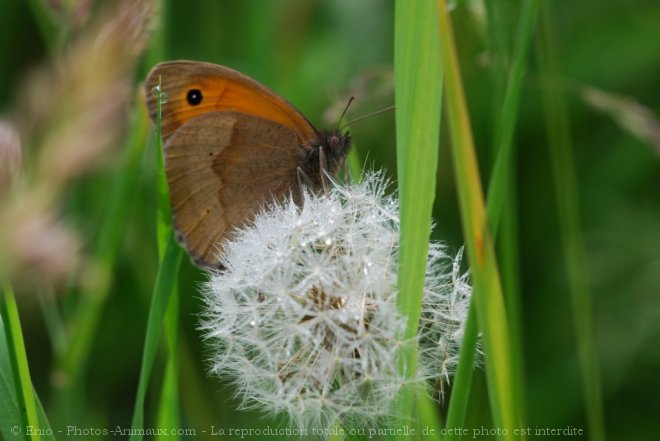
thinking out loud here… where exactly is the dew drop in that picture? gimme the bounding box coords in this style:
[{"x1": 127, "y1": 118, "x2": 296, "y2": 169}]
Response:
[{"x1": 159, "y1": 92, "x2": 169, "y2": 104}]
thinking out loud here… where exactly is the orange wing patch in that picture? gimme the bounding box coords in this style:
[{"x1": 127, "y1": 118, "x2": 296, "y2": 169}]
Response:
[{"x1": 145, "y1": 61, "x2": 319, "y2": 145}]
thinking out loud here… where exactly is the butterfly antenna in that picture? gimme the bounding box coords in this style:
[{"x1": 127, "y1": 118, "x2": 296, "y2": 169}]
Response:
[
  {"x1": 336, "y1": 96, "x2": 356, "y2": 131},
  {"x1": 339, "y1": 105, "x2": 395, "y2": 131}
]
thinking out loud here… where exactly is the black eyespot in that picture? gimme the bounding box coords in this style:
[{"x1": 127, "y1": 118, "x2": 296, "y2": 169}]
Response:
[{"x1": 187, "y1": 89, "x2": 203, "y2": 106}]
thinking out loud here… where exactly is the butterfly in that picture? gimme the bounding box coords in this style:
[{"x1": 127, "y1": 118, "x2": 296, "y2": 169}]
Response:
[{"x1": 145, "y1": 60, "x2": 351, "y2": 268}]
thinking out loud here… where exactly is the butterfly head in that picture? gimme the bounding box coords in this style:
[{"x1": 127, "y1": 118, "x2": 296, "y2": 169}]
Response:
[{"x1": 303, "y1": 129, "x2": 351, "y2": 187}]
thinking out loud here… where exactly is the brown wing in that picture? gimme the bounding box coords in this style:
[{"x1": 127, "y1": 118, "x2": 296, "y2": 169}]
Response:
[
  {"x1": 164, "y1": 111, "x2": 304, "y2": 268},
  {"x1": 145, "y1": 60, "x2": 319, "y2": 145}
]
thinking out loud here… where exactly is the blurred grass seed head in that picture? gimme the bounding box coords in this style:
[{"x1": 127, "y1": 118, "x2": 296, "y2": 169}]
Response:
[
  {"x1": 44, "y1": 0, "x2": 93, "y2": 29},
  {"x1": 0, "y1": 0, "x2": 154, "y2": 286},
  {"x1": 0, "y1": 121, "x2": 22, "y2": 196}
]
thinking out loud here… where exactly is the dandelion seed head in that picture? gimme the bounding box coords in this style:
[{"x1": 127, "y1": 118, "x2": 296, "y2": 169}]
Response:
[{"x1": 200, "y1": 171, "x2": 473, "y2": 426}]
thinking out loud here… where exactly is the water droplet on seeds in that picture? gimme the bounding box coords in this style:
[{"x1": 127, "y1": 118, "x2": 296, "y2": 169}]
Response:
[{"x1": 363, "y1": 259, "x2": 373, "y2": 275}]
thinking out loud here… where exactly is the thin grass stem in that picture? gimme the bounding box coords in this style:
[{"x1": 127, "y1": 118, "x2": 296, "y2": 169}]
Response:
[{"x1": 536, "y1": 4, "x2": 607, "y2": 440}]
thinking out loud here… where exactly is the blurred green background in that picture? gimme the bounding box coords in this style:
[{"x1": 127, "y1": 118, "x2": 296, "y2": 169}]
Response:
[{"x1": 0, "y1": 0, "x2": 658, "y2": 440}]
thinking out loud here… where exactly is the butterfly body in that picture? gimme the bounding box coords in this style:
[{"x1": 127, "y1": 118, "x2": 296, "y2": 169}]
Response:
[{"x1": 145, "y1": 61, "x2": 351, "y2": 268}]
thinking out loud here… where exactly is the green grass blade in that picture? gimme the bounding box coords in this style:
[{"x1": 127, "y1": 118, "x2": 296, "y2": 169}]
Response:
[
  {"x1": 154, "y1": 81, "x2": 173, "y2": 254},
  {"x1": 34, "y1": 392, "x2": 56, "y2": 441},
  {"x1": 537, "y1": 4, "x2": 606, "y2": 440},
  {"x1": 129, "y1": 233, "x2": 183, "y2": 441},
  {"x1": 152, "y1": 61, "x2": 181, "y2": 437},
  {"x1": 483, "y1": 0, "x2": 511, "y2": 84},
  {"x1": 0, "y1": 310, "x2": 56, "y2": 441},
  {"x1": 444, "y1": 2, "x2": 539, "y2": 435},
  {"x1": 441, "y1": 0, "x2": 538, "y2": 434},
  {"x1": 1, "y1": 285, "x2": 41, "y2": 441},
  {"x1": 0, "y1": 319, "x2": 24, "y2": 441},
  {"x1": 443, "y1": 304, "x2": 478, "y2": 441},
  {"x1": 437, "y1": 1, "x2": 518, "y2": 438},
  {"x1": 485, "y1": 0, "x2": 540, "y2": 238},
  {"x1": 131, "y1": 74, "x2": 183, "y2": 439},
  {"x1": 496, "y1": 183, "x2": 524, "y2": 410},
  {"x1": 393, "y1": 0, "x2": 443, "y2": 432},
  {"x1": 156, "y1": 292, "x2": 180, "y2": 439}
]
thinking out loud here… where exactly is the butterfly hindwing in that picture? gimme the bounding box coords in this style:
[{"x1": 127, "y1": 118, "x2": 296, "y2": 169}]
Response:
[{"x1": 164, "y1": 111, "x2": 303, "y2": 267}]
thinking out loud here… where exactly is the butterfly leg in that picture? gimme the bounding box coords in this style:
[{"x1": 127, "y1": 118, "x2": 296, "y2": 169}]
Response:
[{"x1": 317, "y1": 146, "x2": 329, "y2": 194}]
